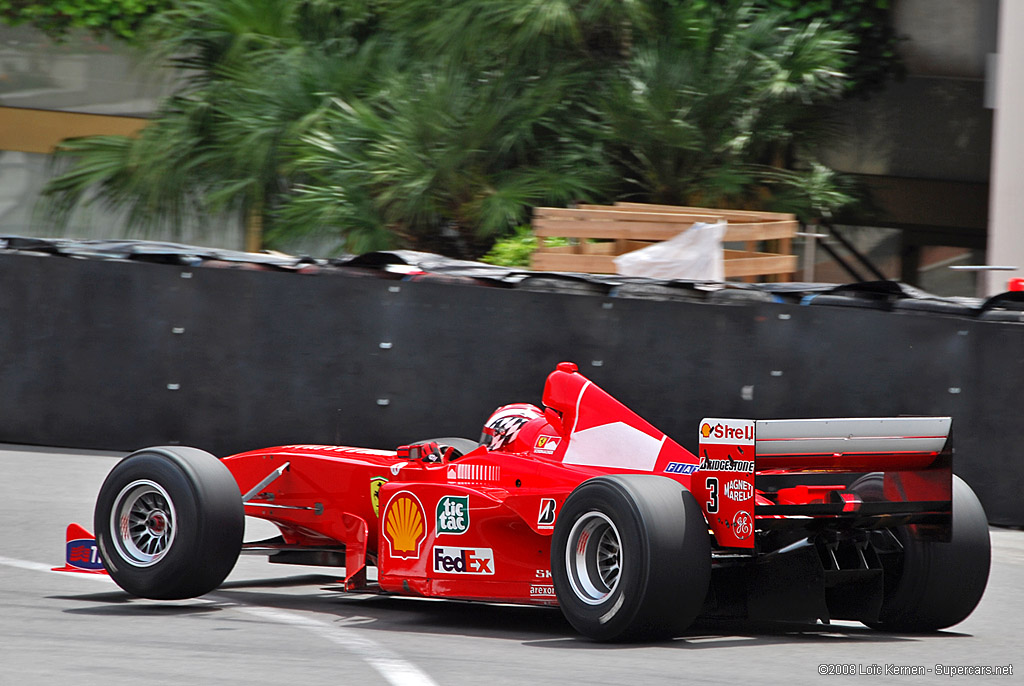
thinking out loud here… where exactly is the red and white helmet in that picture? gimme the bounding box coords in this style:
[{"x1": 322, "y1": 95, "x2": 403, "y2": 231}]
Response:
[{"x1": 481, "y1": 403, "x2": 544, "y2": 451}]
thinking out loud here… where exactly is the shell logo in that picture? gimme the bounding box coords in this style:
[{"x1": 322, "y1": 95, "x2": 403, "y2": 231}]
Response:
[
  {"x1": 701, "y1": 423, "x2": 713, "y2": 438},
  {"x1": 383, "y1": 491, "x2": 426, "y2": 559}
]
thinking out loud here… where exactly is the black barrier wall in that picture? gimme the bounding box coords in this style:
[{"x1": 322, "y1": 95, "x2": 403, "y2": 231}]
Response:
[{"x1": 1, "y1": 252, "x2": 1022, "y2": 524}]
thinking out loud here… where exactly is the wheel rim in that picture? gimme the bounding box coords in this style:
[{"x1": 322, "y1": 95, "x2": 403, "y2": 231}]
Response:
[
  {"x1": 110, "y1": 480, "x2": 177, "y2": 567},
  {"x1": 565, "y1": 511, "x2": 622, "y2": 605}
]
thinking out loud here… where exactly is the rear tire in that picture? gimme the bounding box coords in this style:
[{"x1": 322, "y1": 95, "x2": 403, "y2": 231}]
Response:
[
  {"x1": 855, "y1": 474, "x2": 990, "y2": 631},
  {"x1": 551, "y1": 475, "x2": 710, "y2": 641},
  {"x1": 95, "y1": 446, "x2": 244, "y2": 600}
]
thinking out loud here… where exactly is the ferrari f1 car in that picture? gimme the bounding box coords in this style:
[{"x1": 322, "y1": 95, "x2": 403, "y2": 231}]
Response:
[{"x1": 66, "y1": 362, "x2": 990, "y2": 641}]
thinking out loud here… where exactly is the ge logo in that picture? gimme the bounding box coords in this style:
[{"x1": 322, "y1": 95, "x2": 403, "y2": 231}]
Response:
[{"x1": 733, "y1": 510, "x2": 753, "y2": 540}]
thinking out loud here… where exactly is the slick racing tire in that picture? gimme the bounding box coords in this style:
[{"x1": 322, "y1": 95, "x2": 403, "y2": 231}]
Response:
[
  {"x1": 551, "y1": 475, "x2": 711, "y2": 641},
  {"x1": 94, "y1": 446, "x2": 244, "y2": 600},
  {"x1": 854, "y1": 473, "x2": 990, "y2": 632}
]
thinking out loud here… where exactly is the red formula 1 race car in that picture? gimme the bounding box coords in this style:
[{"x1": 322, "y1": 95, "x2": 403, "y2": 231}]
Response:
[{"x1": 62, "y1": 362, "x2": 990, "y2": 641}]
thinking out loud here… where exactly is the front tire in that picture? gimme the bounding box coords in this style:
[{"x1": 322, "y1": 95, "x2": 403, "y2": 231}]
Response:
[
  {"x1": 551, "y1": 475, "x2": 711, "y2": 641},
  {"x1": 95, "y1": 446, "x2": 244, "y2": 600},
  {"x1": 856, "y1": 474, "x2": 990, "y2": 631}
]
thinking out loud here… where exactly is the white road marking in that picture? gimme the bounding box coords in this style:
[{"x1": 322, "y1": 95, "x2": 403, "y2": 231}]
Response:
[
  {"x1": 0, "y1": 555, "x2": 113, "y2": 579},
  {"x1": 0, "y1": 556, "x2": 61, "y2": 574},
  {"x1": 221, "y1": 602, "x2": 439, "y2": 686},
  {"x1": 0, "y1": 556, "x2": 437, "y2": 686}
]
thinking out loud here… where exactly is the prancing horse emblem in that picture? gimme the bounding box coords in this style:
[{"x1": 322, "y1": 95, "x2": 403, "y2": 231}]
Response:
[{"x1": 370, "y1": 477, "x2": 387, "y2": 516}]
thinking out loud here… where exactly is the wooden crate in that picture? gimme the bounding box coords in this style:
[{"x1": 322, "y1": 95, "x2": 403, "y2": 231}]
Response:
[{"x1": 530, "y1": 203, "x2": 798, "y2": 280}]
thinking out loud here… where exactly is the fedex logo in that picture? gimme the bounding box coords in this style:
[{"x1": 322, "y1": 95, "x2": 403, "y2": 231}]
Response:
[
  {"x1": 433, "y1": 546, "x2": 495, "y2": 575},
  {"x1": 699, "y1": 418, "x2": 755, "y2": 445}
]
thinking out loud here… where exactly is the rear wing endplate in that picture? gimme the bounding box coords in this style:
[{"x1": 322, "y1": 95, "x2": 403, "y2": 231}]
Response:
[{"x1": 693, "y1": 417, "x2": 953, "y2": 550}]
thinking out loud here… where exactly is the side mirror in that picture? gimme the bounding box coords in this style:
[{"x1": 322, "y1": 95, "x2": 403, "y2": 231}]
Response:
[{"x1": 544, "y1": 407, "x2": 566, "y2": 437}]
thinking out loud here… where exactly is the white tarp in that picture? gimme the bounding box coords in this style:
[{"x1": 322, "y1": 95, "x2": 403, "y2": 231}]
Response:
[{"x1": 614, "y1": 221, "x2": 726, "y2": 281}]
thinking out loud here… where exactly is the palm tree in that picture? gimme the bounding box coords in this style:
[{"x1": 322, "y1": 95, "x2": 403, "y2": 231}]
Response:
[
  {"x1": 384, "y1": 0, "x2": 650, "y2": 68},
  {"x1": 41, "y1": 0, "x2": 856, "y2": 255},
  {"x1": 597, "y1": 1, "x2": 851, "y2": 214},
  {"x1": 277, "y1": 60, "x2": 612, "y2": 256},
  {"x1": 42, "y1": 0, "x2": 382, "y2": 251}
]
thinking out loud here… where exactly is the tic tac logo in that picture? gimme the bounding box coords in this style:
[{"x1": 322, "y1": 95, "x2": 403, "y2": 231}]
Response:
[
  {"x1": 383, "y1": 491, "x2": 426, "y2": 559},
  {"x1": 723, "y1": 479, "x2": 753, "y2": 502},
  {"x1": 699, "y1": 419, "x2": 756, "y2": 445},
  {"x1": 436, "y1": 495, "x2": 469, "y2": 535},
  {"x1": 534, "y1": 435, "x2": 560, "y2": 455},
  {"x1": 370, "y1": 477, "x2": 387, "y2": 517},
  {"x1": 433, "y1": 546, "x2": 495, "y2": 575}
]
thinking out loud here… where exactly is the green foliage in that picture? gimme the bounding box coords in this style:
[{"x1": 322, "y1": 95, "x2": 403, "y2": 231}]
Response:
[
  {"x1": 759, "y1": 0, "x2": 902, "y2": 95},
  {"x1": 480, "y1": 226, "x2": 538, "y2": 268},
  {"x1": 480, "y1": 226, "x2": 570, "y2": 268},
  {"x1": 40, "y1": 0, "x2": 865, "y2": 257},
  {"x1": 44, "y1": 0, "x2": 382, "y2": 247},
  {"x1": 277, "y1": 61, "x2": 612, "y2": 255},
  {"x1": 384, "y1": 0, "x2": 651, "y2": 70},
  {"x1": 755, "y1": 162, "x2": 859, "y2": 222},
  {"x1": 598, "y1": 2, "x2": 850, "y2": 208},
  {"x1": 0, "y1": 0, "x2": 170, "y2": 41}
]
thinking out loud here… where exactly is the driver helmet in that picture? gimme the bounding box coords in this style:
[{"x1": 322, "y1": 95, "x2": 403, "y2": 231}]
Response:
[{"x1": 481, "y1": 403, "x2": 544, "y2": 451}]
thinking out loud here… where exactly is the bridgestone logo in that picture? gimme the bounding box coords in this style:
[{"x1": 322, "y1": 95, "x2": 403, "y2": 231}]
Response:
[{"x1": 699, "y1": 456, "x2": 754, "y2": 473}]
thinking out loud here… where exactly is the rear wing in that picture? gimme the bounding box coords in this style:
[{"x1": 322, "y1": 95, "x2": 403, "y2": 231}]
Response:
[{"x1": 693, "y1": 417, "x2": 953, "y2": 550}]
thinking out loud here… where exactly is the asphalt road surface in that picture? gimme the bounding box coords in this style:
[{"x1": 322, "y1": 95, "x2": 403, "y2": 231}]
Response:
[{"x1": 1, "y1": 445, "x2": 1021, "y2": 685}]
